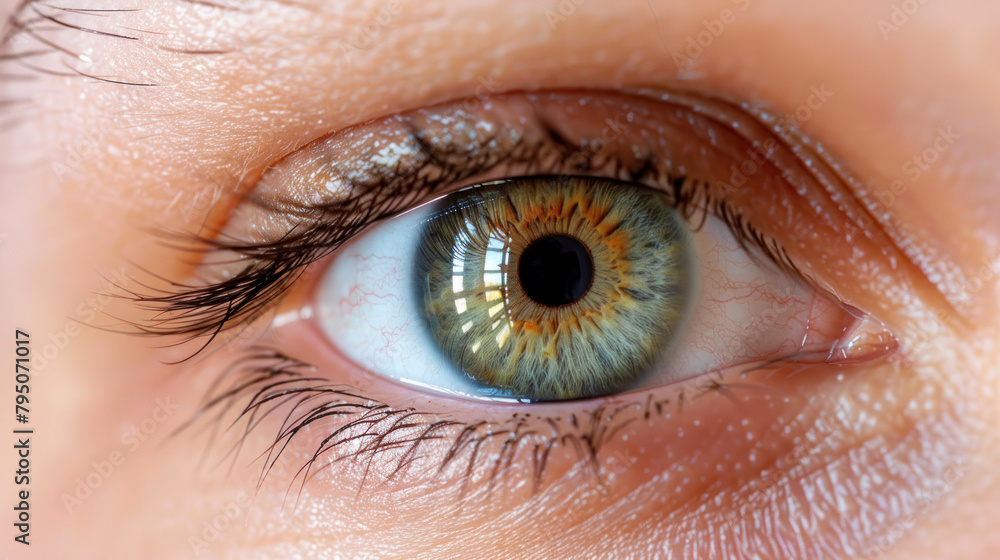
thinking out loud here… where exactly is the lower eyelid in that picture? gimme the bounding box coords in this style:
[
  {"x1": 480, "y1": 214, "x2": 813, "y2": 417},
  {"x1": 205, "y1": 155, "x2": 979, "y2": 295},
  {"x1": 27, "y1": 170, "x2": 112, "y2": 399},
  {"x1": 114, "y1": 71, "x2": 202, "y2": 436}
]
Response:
[
  {"x1": 191, "y1": 323, "x2": 890, "y2": 529},
  {"x1": 232, "y1": 299, "x2": 840, "y2": 470}
]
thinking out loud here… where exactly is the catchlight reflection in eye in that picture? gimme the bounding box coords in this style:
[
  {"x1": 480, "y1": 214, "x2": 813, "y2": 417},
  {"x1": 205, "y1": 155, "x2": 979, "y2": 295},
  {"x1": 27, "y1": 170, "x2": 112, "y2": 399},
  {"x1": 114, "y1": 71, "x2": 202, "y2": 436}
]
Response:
[{"x1": 317, "y1": 174, "x2": 882, "y2": 403}]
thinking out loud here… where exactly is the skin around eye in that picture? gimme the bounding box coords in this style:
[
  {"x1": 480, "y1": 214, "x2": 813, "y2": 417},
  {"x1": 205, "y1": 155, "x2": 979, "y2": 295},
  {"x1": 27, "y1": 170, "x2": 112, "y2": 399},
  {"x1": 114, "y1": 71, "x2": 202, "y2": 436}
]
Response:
[
  {"x1": 3, "y1": 1, "x2": 999, "y2": 559},
  {"x1": 171, "y1": 86, "x2": 960, "y2": 559}
]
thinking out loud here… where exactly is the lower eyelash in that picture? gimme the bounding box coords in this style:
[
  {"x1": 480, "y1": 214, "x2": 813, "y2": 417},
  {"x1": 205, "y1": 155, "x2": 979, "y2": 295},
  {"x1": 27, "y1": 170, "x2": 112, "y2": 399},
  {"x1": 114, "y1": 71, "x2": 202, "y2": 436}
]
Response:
[
  {"x1": 190, "y1": 347, "x2": 617, "y2": 499},
  {"x1": 186, "y1": 345, "x2": 820, "y2": 501}
]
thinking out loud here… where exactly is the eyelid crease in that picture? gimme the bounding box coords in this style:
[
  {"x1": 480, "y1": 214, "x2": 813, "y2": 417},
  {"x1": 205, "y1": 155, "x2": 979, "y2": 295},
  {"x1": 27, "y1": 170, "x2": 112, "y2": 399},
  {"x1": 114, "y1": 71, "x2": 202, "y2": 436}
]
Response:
[{"x1": 678, "y1": 89, "x2": 961, "y2": 319}]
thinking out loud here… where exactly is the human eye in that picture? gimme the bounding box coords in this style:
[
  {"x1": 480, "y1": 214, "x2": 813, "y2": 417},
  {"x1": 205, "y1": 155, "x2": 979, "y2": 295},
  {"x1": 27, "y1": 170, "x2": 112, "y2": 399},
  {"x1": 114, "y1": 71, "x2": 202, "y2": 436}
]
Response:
[{"x1": 301, "y1": 94, "x2": 891, "y2": 403}]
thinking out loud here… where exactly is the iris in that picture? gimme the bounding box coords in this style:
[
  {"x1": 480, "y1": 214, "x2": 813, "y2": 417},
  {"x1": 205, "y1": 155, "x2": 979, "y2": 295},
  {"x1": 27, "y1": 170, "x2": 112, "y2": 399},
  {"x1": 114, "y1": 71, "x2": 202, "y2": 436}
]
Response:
[{"x1": 415, "y1": 176, "x2": 693, "y2": 400}]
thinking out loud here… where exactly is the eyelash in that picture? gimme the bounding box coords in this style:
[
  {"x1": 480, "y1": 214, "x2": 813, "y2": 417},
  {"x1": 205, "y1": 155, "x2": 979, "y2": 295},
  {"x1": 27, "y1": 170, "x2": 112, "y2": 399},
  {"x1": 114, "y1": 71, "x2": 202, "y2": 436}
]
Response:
[{"x1": 190, "y1": 346, "x2": 741, "y2": 499}]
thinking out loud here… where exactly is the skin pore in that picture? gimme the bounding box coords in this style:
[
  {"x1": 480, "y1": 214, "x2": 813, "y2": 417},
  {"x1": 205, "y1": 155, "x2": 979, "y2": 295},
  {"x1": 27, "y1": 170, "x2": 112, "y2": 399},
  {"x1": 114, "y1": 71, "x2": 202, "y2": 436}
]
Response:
[{"x1": 1, "y1": 0, "x2": 999, "y2": 558}]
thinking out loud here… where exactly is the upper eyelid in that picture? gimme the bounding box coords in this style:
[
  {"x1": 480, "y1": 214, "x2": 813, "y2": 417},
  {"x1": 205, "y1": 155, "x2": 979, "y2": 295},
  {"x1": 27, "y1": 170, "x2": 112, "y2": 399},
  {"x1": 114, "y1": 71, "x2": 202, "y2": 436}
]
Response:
[
  {"x1": 109, "y1": 88, "x2": 957, "y2": 364},
  {"x1": 114, "y1": 91, "x2": 697, "y2": 354},
  {"x1": 238, "y1": 88, "x2": 854, "y2": 276}
]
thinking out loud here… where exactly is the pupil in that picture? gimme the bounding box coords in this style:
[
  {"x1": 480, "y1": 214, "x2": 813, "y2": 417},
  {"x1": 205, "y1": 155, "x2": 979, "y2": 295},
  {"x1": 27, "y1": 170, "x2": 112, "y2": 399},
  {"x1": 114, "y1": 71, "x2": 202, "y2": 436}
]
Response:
[{"x1": 518, "y1": 235, "x2": 594, "y2": 307}]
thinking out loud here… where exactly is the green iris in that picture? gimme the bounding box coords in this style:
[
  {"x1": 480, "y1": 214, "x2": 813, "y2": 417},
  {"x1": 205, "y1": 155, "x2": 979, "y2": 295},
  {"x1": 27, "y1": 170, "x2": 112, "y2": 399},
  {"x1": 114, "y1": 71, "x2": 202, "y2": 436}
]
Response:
[{"x1": 414, "y1": 176, "x2": 692, "y2": 401}]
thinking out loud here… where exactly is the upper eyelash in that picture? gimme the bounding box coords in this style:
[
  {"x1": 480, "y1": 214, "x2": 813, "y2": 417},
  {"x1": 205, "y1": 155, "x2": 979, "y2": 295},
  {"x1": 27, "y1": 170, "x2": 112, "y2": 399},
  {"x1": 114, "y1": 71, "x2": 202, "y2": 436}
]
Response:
[
  {"x1": 116, "y1": 95, "x2": 807, "y2": 358},
  {"x1": 118, "y1": 131, "x2": 544, "y2": 354}
]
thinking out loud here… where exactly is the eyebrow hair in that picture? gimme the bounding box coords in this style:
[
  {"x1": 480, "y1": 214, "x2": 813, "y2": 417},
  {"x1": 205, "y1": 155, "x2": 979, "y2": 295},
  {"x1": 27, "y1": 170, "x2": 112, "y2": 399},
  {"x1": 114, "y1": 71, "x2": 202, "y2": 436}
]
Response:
[
  {"x1": 2, "y1": 2, "x2": 139, "y2": 87},
  {"x1": 0, "y1": 0, "x2": 265, "y2": 91},
  {"x1": 0, "y1": 1, "x2": 168, "y2": 126}
]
